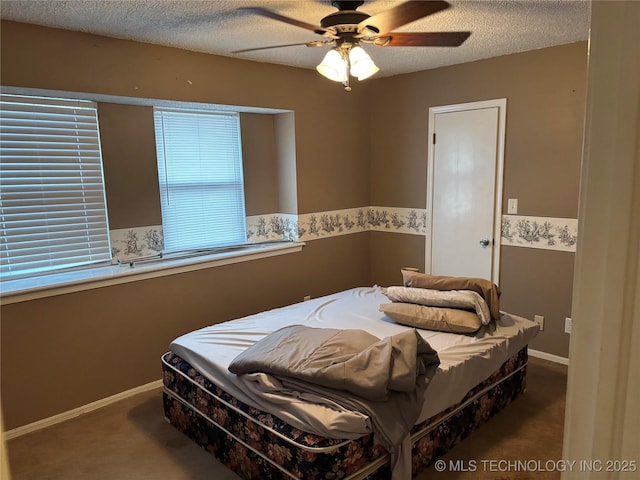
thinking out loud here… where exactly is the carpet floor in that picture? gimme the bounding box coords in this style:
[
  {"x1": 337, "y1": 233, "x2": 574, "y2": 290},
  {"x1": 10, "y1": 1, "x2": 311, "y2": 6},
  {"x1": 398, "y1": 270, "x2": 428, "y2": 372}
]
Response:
[{"x1": 7, "y1": 356, "x2": 567, "y2": 480}]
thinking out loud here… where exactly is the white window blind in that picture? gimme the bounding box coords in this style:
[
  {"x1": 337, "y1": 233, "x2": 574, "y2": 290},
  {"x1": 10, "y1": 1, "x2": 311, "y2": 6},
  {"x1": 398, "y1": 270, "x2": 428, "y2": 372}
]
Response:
[
  {"x1": 0, "y1": 94, "x2": 111, "y2": 280},
  {"x1": 154, "y1": 108, "x2": 246, "y2": 252}
]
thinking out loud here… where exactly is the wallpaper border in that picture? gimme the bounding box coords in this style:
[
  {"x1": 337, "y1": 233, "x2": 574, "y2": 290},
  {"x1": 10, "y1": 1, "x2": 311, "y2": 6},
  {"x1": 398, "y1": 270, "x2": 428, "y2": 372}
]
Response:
[
  {"x1": 299, "y1": 206, "x2": 428, "y2": 241},
  {"x1": 110, "y1": 225, "x2": 164, "y2": 261},
  {"x1": 501, "y1": 215, "x2": 578, "y2": 252},
  {"x1": 110, "y1": 211, "x2": 578, "y2": 262}
]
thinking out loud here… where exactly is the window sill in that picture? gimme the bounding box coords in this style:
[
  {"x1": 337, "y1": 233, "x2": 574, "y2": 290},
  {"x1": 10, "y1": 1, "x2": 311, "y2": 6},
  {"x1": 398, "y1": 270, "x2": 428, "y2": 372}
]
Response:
[{"x1": 0, "y1": 242, "x2": 305, "y2": 305}]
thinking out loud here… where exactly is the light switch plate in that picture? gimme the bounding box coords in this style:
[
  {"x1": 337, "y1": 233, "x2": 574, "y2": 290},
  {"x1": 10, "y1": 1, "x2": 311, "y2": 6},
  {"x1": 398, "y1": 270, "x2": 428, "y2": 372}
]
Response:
[
  {"x1": 565, "y1": 317, "x2": 572, "y2": 334},
  {"x1": 508, "y1": 198, "x2": 518, "y2": 214}
]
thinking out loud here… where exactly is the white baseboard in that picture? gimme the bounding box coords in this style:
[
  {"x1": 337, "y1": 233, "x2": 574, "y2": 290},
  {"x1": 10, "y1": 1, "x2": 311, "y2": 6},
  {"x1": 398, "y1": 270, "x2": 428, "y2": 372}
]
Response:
[
  {"x1": 3, "y1": 379, "x2": 162, "y2": 441},
  {"x1": 529, "y1": 348, "x2": 570, "y2": 366}
]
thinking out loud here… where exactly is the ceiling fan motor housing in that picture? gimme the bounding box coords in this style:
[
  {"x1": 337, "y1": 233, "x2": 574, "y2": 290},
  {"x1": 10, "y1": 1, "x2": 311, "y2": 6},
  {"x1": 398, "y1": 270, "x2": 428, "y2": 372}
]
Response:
[
  {"x1": 331, "y1": 1, "x2": 365, "y2": 11},
  {"x1": 321, "y1": 11, "x2": 370, "y2": 30}
]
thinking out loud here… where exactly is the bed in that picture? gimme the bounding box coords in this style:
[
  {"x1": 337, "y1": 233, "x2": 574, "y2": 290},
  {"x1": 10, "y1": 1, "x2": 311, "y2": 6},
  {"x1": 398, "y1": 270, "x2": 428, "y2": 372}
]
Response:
[{"x1": 162, "y1": 279, "x2": 538, "y2": 479}]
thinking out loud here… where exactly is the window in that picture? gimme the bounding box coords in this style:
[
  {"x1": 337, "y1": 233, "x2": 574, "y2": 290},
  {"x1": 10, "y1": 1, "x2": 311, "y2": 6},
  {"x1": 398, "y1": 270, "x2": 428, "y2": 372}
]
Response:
[
  {"x1": 154, "y1": 108, "x2": 246, "y2": 252},
  {"x1": 0, "y1": 94, "x2": 111, "y2": 280}
]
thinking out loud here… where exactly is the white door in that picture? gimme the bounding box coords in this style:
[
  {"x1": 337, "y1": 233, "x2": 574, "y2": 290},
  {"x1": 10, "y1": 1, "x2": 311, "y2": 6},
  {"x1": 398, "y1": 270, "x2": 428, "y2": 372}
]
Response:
[{"x1": 426, "y1": 99, "x2": 506, "y2": 283}]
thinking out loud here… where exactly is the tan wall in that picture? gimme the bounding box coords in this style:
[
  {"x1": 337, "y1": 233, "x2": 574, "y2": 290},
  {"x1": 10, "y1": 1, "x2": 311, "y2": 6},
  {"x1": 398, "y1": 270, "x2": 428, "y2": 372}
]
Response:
[
  {"x1": 98, "y1": 103, "x2": 161, "y2": 228},
  {"x1": 369, "y1": 232, "x2": 426, "y2": 285},
  {"x1": 368, "y1": 42, "x2": 588, "y2": 358},
  {"x1": 240, "y1": 113, "x2": 279, "y2": 216},
  {"x1": 500, "y1": 247, "x2": 576, "y2": 356},
  {"x1": 274, "y1": 112, "x2": 298, "y2": 215},
  {"x1": 0, "y1": 21, "x2": 371, "y2": 429}
]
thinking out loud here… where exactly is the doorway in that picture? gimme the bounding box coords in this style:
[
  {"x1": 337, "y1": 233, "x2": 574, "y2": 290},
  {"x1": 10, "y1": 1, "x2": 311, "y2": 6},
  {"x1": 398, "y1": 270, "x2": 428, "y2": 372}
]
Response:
[{"x1": 426, "y1": 99, "x2": 507, "y2": 283}]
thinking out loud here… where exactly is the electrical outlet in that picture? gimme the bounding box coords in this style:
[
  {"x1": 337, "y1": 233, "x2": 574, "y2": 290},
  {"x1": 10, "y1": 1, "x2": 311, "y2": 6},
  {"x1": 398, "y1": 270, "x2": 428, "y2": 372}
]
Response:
[
  {"x1": 303, "y1": 295, "x2": 311, "y2": 302},
  {"x1": 565, "y1": 317, "x2": 572, "y2": 334},
  {"x1": 534, "y1": 314, "x2": 544, "y2": 331}
]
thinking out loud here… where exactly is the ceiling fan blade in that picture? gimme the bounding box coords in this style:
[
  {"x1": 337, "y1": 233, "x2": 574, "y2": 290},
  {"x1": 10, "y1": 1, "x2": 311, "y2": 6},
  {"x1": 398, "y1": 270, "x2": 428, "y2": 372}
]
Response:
[
  {"x1": 238, "y1": 7, "x2": 327, "y2": 35},
  {"x1": 381, "y1": 31, "x2": 471, "y2": 47},
  {"x1": 359, "y1": 1, "x2": 450, "y2": 35},
  {"x1": 233, "y1": 41, "x2": 329, "y2": 54}
]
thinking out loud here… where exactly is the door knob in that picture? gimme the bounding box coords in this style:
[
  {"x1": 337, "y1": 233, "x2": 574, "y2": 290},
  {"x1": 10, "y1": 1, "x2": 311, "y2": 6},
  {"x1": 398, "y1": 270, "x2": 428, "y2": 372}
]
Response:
[{"x1": 479, "y1": 238, "x2": 491, "y2": 248}]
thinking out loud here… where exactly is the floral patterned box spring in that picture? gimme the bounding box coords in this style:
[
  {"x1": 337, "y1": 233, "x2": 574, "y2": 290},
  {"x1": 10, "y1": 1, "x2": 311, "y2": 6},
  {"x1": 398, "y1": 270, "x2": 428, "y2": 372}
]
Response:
[{"x1": 162, "y1": 347, "x2": 528, "y2": 479}]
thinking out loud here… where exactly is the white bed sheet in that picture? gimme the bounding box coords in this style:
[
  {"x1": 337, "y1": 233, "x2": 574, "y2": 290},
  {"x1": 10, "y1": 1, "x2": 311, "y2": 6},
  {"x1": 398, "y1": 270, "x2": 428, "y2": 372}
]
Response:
[{"x1": 169, "y1": 286, "x2": 539, "y2": 440}]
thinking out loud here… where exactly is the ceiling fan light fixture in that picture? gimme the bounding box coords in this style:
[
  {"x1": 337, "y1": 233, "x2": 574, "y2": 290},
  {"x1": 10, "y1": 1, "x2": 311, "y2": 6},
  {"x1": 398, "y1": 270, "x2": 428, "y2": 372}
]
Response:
[
  {"x1": 316, "y1": 48, "x2": 348, "y2": 82},
  {"x1": 348, "y1": 45, "x2": 379, "y2": 80},
  {"x1": 239, "y1": 1, "x2": 471, "y2": 90}
]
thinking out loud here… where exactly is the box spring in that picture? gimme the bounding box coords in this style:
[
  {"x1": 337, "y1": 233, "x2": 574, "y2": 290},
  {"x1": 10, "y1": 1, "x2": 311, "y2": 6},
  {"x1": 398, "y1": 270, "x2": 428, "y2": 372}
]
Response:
[{"x1": 162, "y1": 347, "x2": 528, "y2": 479}]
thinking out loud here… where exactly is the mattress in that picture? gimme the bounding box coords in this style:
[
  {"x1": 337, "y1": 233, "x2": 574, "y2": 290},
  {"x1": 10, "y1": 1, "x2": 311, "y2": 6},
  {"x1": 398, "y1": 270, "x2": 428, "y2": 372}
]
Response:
[{"x1": 168, "y1": 286, "x2": 539, "y2": 439}]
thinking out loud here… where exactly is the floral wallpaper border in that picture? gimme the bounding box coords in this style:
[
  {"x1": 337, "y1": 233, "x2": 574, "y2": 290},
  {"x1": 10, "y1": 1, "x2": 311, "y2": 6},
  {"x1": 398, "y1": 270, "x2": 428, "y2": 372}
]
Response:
[
  {"x1": 299, "y1": 206, "x2": 428, "y2": 241},
  {"x1": 501, "y1": 215, "x2": 578, "y2": 252},
  {"x1": 110, "y1": 225, "x2": 164, "y2": 262},
  {"x1": 246, "y1": 214, "x2": 299, "y2": 243},
  {"x1": 109, "y1": 211, "x2": 578, "y2": 262},
  {"x1": 246, "y1": 207, "x2": 428, "y2": 243}
]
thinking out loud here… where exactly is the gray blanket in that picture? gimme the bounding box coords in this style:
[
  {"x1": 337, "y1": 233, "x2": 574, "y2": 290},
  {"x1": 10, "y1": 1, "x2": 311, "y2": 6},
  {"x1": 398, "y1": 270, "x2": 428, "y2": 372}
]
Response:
[{"x1": 228, "y1": 325, "x2": 440, "y2": 479}]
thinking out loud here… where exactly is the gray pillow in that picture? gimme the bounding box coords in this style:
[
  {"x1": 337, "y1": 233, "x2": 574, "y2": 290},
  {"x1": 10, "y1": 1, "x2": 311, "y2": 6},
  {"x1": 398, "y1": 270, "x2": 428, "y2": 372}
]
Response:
[{"x1": 380, "y1": 302, "x2": 482, "y2": 333}]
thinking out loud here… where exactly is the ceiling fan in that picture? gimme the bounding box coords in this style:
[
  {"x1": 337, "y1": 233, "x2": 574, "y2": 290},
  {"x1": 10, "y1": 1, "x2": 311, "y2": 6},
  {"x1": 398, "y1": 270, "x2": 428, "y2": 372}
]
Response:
[{"x1": 234, "y1": 0, "x2": 471, "y2": 91}]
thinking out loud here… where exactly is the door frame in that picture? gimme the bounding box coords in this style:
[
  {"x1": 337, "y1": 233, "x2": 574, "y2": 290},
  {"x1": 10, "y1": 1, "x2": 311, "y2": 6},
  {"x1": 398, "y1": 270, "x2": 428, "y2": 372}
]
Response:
[{"x1": 425, "y1": 98, "x2": 507, "y2": 284}]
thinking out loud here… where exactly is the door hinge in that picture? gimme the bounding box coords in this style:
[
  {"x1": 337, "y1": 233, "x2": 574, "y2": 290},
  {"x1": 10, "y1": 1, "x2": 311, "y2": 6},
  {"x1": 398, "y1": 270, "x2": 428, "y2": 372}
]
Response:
[{"x1": 433, "y1": 133, "x2": 436, "y2": 144}]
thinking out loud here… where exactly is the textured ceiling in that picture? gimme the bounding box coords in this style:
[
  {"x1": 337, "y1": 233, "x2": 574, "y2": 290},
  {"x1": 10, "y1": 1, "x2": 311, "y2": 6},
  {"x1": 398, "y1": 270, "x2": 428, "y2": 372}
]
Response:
[{"x1": 0, "y1": 0, "x2": 591, "y2": 77}]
